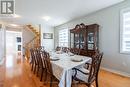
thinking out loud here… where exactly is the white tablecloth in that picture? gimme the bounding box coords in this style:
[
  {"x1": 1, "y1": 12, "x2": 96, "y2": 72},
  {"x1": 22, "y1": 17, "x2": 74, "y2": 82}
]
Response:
[{"x1": 50, "y1": 53, "x2": 92, "y2": 87}]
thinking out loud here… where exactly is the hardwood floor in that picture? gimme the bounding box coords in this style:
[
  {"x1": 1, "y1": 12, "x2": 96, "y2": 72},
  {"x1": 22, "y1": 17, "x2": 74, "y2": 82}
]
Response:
[{"x1": 0, "y1": 53, "x2": 130, "y2": 87}]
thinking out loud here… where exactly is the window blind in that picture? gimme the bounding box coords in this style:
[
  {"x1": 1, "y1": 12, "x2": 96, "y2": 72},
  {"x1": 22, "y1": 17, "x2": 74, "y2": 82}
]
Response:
[
  {"x1": 59, "y1": 29, "x2": 68, "y2": 47},
  {"x1": 120, "y1": 8, "x2": 130, "y2": 54}
]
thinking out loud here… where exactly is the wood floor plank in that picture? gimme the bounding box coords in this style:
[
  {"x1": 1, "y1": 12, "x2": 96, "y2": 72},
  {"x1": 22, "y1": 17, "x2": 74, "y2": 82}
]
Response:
[{"x1": 1, "y1": 53, "x2": 130, "y2": 87}]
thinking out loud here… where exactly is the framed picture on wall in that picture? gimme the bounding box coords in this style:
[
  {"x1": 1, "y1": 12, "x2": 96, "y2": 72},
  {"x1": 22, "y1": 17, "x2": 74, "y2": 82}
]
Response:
[
  {"x1": 16, "y1": 37, "x2": 21, "y2": 42},
  {"x1": 43, "y1": 33, "x2": 53, "y2": 39},
  {"x1": 18, "y1": 45, "x2": 21, "y2": 51}
]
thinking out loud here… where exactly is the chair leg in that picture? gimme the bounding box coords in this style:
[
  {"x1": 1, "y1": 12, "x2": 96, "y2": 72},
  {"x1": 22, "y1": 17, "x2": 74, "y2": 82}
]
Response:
[
  {"x1": 74, "y1": 81, "x2": 78, "y2": 87},
  {"x1": 34, "y1": 65, "x2": 36, "y2": 74},
  {"x1": 50, "y1": 76, "x2": 53, "y2": 87},
  {"x1": 37, "y1": 65, "x2": 39, "y2": 76},
  {"x1": 88, "y1": 84, "x2": 91, "y2": 87},
  {"x1": 40, "y1": 69, "x2": 43, "y2": 81},
  {"x1": 31, "y1": 63, "x2": 34, "y2": 71},
  {"x1": 44, "y1": 70, "x2": 47, "y2": 82},
  {"x1": 96, "y1": 77, "x2": 99, "y2": 87},
  {"x1": 43, "y1": 70, "x2": 48, "y2": 85}
]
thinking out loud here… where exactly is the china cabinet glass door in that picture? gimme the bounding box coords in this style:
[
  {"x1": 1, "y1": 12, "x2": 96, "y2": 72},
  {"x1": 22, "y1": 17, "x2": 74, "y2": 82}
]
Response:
[
  {"x1": 70, "y1": 33, "x2": 74, "y2": 48},
  {"x1": 74, "y1": 33, "x2": 80, "y2": 48},
  {"x1": 87, "y1": 32, "x2": 94, "y2": 50},
  {"x1": 79, "y1": 31, "x2": 85, "y2": 49}
]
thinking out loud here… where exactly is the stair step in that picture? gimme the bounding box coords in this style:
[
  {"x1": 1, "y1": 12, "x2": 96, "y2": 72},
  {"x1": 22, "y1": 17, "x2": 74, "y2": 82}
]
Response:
[{"x1": 27, "y1": 25, "x2": 40, "y2": 35}]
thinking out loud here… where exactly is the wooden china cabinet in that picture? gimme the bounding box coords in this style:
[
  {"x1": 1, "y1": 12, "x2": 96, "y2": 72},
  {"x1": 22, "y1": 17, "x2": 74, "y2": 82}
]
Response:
[{"x1": 70, "y1": 23, "x2": 99, "y2": 57}]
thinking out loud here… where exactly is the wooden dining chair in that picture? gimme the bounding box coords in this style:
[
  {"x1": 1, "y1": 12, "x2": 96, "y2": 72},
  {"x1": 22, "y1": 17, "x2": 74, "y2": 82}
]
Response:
[
  {"x1": 72, "y1": 52, "x2": 103, "y2": 87},
  {"x1": 44, "y1": 52, "x2": 58, "y2": 87},
  {"x1": 35, "y1": 48, "x2": 44, "y2": 76},
  {"x1": 33, "y1": 48, "x2": 41, "y2": 74},
  {"x1": 38, "y1": 46, "x2": 44, "y2": 51},
  {"x1": 56, "y1": 46, "x2": 61, "y2": 51},
  {"x1": 30, "y1": 48, "x2": 38, "y2": 73},
  {"x1": 84, "y1": 49, "x2": 100, "y2": 70},
  {"x1": 30, "y1": 48, "x2": 35, "y2": 71},
  {"x1": 40, "y1": 51, "x2": 48, "y2": 81},
  {"x1": 70, "y1": 48, "x2": 80, "y2": 55},
  {"x1": 62, "y1": 47, "x2": 69, "y2": 53}
]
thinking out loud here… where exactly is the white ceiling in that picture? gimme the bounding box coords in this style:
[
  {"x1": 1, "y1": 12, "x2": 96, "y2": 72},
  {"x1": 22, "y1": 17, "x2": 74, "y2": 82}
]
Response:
[{"x1": 1, "y1": 0, "x2": 124, "y2": 26}]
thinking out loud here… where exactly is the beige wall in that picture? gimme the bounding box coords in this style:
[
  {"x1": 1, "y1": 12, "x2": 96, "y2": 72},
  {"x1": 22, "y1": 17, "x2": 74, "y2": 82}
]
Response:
[{"x1": 54, "y1": 0, "x2": 130, "y2": 76}]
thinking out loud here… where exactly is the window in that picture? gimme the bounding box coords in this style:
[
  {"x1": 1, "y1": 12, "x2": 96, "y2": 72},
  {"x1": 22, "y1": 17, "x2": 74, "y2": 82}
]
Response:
[
  {"x1": 59, "y1": 29, "x2": 68, "y2": 47},
  {"x1": 120, "y1": 8, "x2": 130, "y2": 54}
]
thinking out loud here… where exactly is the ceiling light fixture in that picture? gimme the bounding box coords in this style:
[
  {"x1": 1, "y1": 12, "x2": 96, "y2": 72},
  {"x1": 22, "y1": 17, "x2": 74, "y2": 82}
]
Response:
[
  {"x1": 13, "y1": 14, "x2": 21, "y2": 18},
  {"x1": 9, "y1": 24, "x2": 19, "y2": 27},
  {"x1": 42, "y1": 16, "x2": 51, "y2": 21}
]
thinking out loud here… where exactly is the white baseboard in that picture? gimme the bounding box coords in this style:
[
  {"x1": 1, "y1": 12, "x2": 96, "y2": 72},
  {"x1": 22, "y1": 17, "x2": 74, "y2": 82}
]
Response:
[{"x1": 101, "y1": 67, "x2": 130, "y2": 77}]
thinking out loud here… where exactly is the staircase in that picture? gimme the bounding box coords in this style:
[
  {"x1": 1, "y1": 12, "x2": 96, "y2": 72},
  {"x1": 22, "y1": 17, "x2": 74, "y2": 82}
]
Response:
[{"x1": 24, "y1": 24, "x2": 41, "y2": 60}]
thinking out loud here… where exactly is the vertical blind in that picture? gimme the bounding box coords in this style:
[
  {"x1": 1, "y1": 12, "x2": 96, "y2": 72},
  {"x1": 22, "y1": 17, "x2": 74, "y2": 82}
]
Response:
[
  {"x1": 59, "y1": 29, "x2": 68, "y2": 47},
  {"x1": 120, "y1": 8, "x2": 130, "y2": 53}
]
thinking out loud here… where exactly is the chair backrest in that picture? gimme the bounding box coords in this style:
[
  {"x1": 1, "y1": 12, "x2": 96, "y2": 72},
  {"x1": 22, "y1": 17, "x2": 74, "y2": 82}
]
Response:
[
  {"x1": 44, "y1": 52, "x2": 53, "y2": 75},
  {"x1": 37, "y1": 49, "x2": 44, "y2": 67},
  {"x1": 56, "y1": 46, "x2": 61, "y2": 51},
  {"x1": 30, "y1": 48, "x2": 38, "y2": 64},
  {"x1": 38, "y1": 46, "x2": 44, "y2": 51},
  {"x1": 30, "y1": 48, "x2": 35, "y2": 62},
  {"x1": 62, "y1": 47, "x2": 69, "y2": 53},
  {"x1": 40, "y1": 51, "x2": 47, "y2": 68},
  {"x1": 33, "y1": 48, "x2": 41, "y2": 64},
  {"x1": 88, "y1": 52, "x2": 103, "y2": 83},
  {"x1": 70, "y1": 48, "x2": 80, "y2": 55}
]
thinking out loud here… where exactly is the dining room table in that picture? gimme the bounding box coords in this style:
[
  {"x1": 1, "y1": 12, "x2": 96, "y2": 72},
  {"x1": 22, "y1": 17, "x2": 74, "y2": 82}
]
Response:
[{"x1": 50, "y1": 52, "x2": 92, "y2": 87}]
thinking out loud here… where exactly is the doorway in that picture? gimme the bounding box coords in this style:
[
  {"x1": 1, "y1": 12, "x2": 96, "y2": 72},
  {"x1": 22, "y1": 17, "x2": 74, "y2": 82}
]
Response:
[{"x1": 6, "y1": 31, "x2": 22, "y2": 64}]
